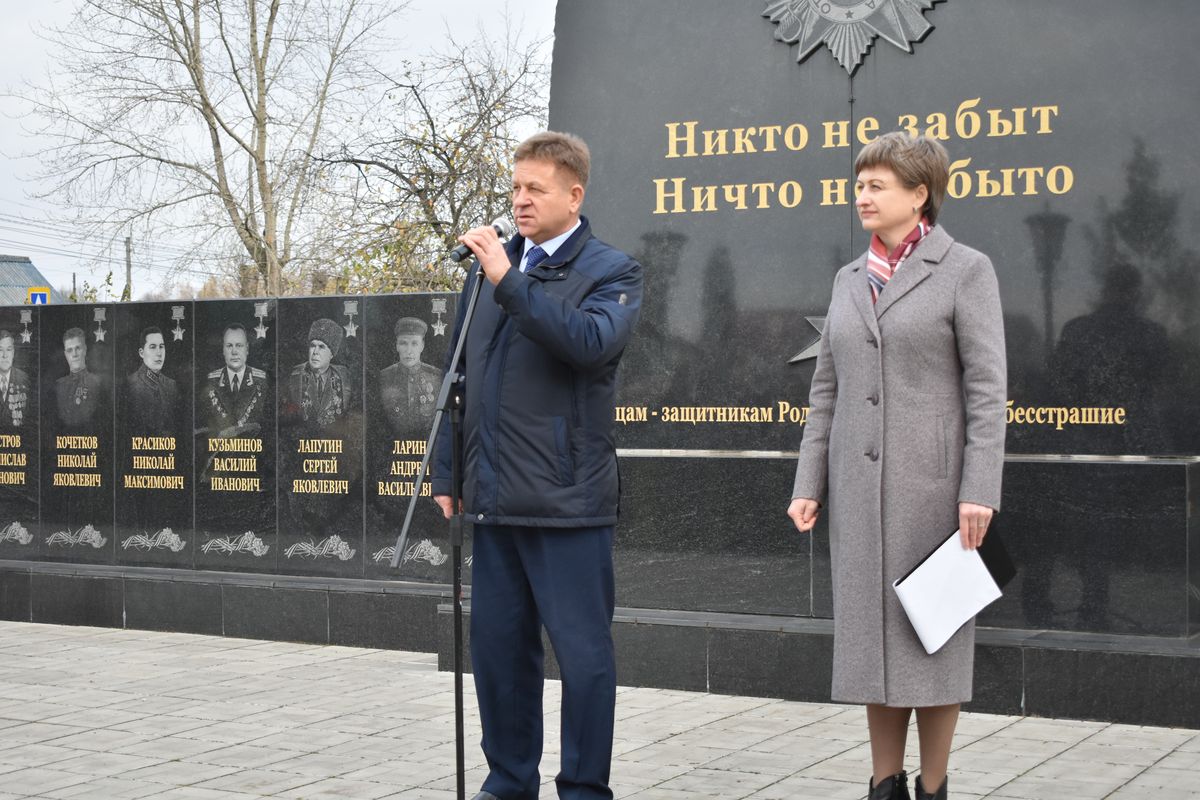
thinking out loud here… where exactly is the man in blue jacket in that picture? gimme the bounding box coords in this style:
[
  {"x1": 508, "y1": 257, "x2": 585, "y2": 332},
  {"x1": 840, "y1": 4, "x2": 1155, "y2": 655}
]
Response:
[{"x1": 434, "y1": 131, "x2": 642, "y2": 800}]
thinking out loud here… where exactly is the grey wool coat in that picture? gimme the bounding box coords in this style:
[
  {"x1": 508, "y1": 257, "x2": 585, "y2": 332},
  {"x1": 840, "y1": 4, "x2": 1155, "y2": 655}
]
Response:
[{"x1": 792, "y1": 226, "x2": 1007, "y2": 707}]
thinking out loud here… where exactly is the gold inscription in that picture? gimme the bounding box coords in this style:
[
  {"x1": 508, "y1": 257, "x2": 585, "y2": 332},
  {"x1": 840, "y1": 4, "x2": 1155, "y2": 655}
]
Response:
[
  {"x1": 292, "y1": 479, "x2": 349, "y2": 494},
  {"x1": 297, "y1": 439, "x2": 342, "y2": 454},
  {"x1": 208, "y1": 437, "x2": 263, "y2": 453},
  {"x1": 56, "y1": 436, "x2": 98, "y2": 449},
  {"x1": 53, "y1": 473, "x2": 102, "y2": 487},
  {"x1": 211, "y1": 476, "x2": 262, "y2": 492}
]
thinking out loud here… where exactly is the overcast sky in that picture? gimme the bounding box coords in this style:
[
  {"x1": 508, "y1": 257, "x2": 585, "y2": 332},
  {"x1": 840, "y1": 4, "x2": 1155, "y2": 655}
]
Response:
[{"x1": 0, "y1": 0, "x2": 558, "y2": 296}]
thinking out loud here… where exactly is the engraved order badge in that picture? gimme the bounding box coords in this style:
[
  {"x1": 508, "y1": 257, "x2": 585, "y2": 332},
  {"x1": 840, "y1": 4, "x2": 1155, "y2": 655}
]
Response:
[{"x1": 763, "y1": 0, "x2": 944, "y2": 75}]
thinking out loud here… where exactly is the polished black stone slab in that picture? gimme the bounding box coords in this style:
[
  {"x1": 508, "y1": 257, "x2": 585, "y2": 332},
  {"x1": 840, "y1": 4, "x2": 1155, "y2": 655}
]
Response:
[
  {"x1": 328, "y1": 590, "x2": 441, "y2": 652},
  {"x1": 0, "y1": 569, "x2": 30, "y2": 621},
  {"x1": 617, "y1": 457, "x2": 1195, "y2": 636},
  {"x1": 552, "y1": 0, "x2": 850, "y2": 454},
  {"x1": 361, "y1": 293, "x2": 462, "y2": 583},
  {"x1": 847, "y1": 0, "x2": 1200, "y2": 457},
  {"x1": 276, "y1": 297, "x2": 365, "y2": 578},
  {"x1": 615, "y1": 456, "x2": 808, "y2": 617},
  {"x1": 811, "y1": 515, "x2": 832, "y2": 620},
  {"x1": 31, "y1": 573, "x2": 122, "y2": 628},
  {"x1": 1190, "y1": 462, "x2": 1199, "y2": 637},
  {"x1": 553, "y1": 0, "x2": 1200, "y2": 457},
  {"x1": 708, "y1": 627, "x2": 833, "y2": 703},
  {"x1": 964, "y1": 645, "x2": 1024, "y2": 718},
  {"x1": 436, "y1": 602, "x2": 472, "y2": 675},
  {"x1": 1024, "y1": 647, "x2": 1200, "y2": 729},
  {"x1": 113, "y1": 303, "x2": 195, "y2": 569},
  {"x1": 37, "y1": 304, "x2": 116, "y2": 565},
  {"x1": 981, "y1": 460, "x2": 1190, "y2": 637},
  {"x1": 446, "y1": 605, "x2": 1200, "y2": 725},
  {"x1": 0, "y1": 307, "x2": 39, "y2": 562},
  {"x1": 613, "y1": 622, "x2": 708, "y2": 693},
  {"x1": 194, "y1": 299, "x2": 279, "y2": 574},
  {"x1": 222, "y1": 584, "x2": 328, "y2": 644},
  {"x1": 124, "y1": 578, "x2": 223, "y2": 636}
]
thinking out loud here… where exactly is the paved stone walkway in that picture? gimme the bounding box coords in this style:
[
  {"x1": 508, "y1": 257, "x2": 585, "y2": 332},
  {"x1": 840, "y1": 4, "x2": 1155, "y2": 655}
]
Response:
[{"x1": 0, "y1": 621, "x2": 1195, "y2": 799}]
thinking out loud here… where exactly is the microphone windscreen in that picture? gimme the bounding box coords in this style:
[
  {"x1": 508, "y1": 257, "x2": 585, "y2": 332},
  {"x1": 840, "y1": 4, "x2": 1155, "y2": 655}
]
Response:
[{"x1": 492, "y1": 218, "x2": 515, "y2": 240}]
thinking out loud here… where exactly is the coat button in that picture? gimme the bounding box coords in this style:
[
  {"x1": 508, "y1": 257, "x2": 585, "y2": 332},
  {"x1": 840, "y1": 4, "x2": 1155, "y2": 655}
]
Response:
[
  {"x1": 865, "y1": 448, "x2": 879, "y2": 461},
  {"x1": 868, "y1": 395, "x2": 879, "y2": 405},
  {"x1": 867, "y1": 336, "x2": 877, "y2": 347},
  {"x1": 477, "y1": 513, "x2": 485, "y2": 521}
]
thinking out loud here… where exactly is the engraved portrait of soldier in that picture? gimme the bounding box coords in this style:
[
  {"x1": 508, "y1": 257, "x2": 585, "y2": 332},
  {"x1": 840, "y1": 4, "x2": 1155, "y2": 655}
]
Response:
[
  {"x1": 201, "y1": 322, "x2": 269, "y2": 437},
  {"x1": 378, "y1": 316, "x2": 442, "y2": 432},
  {"x1": 125, "y1": 326, "x2": 180, "y2": 436},
  {"x1": 0, "y1": 316, "x2": 38, "y2": 555},
  {"x1": 282, "y1": 318, "x2": 352, "y2": 429},
  {"x1": 54, "y1": 327, "x2": 104, "y2": 429},
  {"x1": 0, "y1": 330, "x2": 31, "y2": 428}
]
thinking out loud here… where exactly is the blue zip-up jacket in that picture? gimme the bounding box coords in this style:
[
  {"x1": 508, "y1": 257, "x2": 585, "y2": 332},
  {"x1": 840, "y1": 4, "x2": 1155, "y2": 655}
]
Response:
[{"x1": 431, "y1": 216, "x2": 643, "y2": 527}]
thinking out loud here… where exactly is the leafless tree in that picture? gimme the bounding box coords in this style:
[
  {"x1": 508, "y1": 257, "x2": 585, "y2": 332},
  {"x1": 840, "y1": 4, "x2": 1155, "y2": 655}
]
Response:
[
  {"x1": 19, "y1": 0, "x2": 399, "y2": 296},
  {"x1": 321, "y1": 24, "x2": 549, "y2": 294}
]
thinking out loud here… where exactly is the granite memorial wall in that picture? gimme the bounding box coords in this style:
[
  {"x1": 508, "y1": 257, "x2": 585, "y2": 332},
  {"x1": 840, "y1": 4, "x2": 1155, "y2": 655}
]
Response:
[
  {"x1": 539, "y1": 0, "x2": 1198, "y2": 722},
  {"x1": 545, "y1": 0, "x2": 1200, "y2": 631},
  {"x1": 0, "y1": 295, "x2": 456, "y2": 581},
  {"x1": 1, "y1": 0, "x2": 1198, "y2": 726}
]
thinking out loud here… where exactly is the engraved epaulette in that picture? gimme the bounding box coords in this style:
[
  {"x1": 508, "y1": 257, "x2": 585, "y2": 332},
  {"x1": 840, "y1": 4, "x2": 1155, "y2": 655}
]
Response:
[
  {"x1": 207, "y1": 368, "x2": 223, "y2": 379},
  {"x1": 249, "y1": 367, "x2": 267, "y2": 379}
]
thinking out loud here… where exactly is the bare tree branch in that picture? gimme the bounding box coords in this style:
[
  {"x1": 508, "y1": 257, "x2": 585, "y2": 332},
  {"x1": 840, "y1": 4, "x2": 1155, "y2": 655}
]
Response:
[
  {"x1": 321, "y1": 21, "x2": 549, "y2": 294},
  {"x1": 15, "y1": 0, "x2": 401, "y2": 295}
]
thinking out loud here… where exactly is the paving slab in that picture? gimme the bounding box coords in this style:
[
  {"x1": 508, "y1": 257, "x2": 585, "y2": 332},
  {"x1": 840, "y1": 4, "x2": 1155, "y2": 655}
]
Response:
[{"x1": 0, "y1": 621, "x2": 1196, "y2": 799}]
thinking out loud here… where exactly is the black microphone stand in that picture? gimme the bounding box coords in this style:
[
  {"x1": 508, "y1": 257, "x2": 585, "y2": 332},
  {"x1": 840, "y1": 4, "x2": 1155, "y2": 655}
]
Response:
[{"x1": 391, "y1": 260, "x2": 488, "y2": 800}]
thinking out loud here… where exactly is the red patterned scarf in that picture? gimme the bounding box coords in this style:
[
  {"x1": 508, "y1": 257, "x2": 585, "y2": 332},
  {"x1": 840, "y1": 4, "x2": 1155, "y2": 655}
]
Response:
[{"x1": 866, "y1": 218, "x2": 933, "y2": 304}]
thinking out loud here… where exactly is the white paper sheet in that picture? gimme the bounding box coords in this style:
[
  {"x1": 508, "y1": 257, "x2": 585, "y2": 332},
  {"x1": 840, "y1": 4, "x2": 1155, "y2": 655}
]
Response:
[{"x1": 892, "y1": 529, "x2": 1003, "y2": 655}]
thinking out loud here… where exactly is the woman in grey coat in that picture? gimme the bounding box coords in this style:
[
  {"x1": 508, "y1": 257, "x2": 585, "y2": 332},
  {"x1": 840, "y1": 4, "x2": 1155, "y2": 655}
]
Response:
[{"x1": 788, "y1": 132, "x2": 1006, "y2": 800}]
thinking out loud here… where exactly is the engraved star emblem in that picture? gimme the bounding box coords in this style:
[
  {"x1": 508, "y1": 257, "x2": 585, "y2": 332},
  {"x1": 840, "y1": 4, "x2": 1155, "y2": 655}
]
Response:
[
  {"x1": 764, "y1": 0, "x2": 944, "y2": 76},
  {"x1": 255, "y1": 322, "x2": 269, "y2": 339},
  {"x1": 20, "y1": 330, "x2": 32, "y2": 344},
  {"x1": 788, "y1": 317, "x2": 826, "y2": 363},
  {"x1": 431, "y1": 319, "x2": 447, "y2": 337},
  {"x1": 94, "y1": 326, "x2": 106, "y2": 342},
  {"x1": 172, "y1": 326, "x2": 185, "y2": 341},
  {"x1": 344, "y1": 319, "x2": 358, "y2": 338}
]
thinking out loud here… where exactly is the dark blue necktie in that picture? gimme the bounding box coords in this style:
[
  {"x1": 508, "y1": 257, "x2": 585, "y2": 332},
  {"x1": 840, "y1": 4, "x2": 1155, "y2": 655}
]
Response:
[{"x1": 524, "y1": 245, "x2": 548, "y2": 272}]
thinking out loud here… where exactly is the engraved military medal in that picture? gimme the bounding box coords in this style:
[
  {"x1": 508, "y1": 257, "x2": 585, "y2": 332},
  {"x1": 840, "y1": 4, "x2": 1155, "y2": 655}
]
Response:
[
  {"x1": 93, "y1": 307, "x2": 107, "y2": 342},
  {"x1": 431, "y1": 298, "x2": 448, "y2": 337},
  {"x1": 763, "y1": 0, "x2": 943, "y2": 75},
  {"x1": 254, "y1": 301, "x2": 270, "y2": 339}
]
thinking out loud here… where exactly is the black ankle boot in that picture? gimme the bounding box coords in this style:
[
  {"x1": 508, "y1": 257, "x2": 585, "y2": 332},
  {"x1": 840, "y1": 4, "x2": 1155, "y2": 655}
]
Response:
[
  {"x1": 915, "y1": 774, "x2": 947, "y2": 799},
  {"x1": 869, "y1": 770, "x2": 911, "y2": 800}
]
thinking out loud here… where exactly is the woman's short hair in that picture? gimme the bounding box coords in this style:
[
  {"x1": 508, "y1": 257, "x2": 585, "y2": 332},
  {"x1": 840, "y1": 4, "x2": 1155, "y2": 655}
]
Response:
[
  {"x1": 854, "y1": 132, "x2": 951, "y2": 224},
  {"x1": 514, "y1": 131, "x2": 591, "y2": 188}
]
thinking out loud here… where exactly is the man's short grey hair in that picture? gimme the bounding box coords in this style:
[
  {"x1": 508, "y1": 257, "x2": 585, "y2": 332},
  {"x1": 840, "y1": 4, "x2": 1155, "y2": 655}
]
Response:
[{"x1": 514, "y1": 131, "x2": 591, "y2": 187}]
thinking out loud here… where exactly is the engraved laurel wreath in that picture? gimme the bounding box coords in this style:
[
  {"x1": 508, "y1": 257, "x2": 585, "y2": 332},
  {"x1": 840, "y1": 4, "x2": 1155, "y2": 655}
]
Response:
[{"x1": 763, "y1": 0, "x2": 944, "y2": 75}]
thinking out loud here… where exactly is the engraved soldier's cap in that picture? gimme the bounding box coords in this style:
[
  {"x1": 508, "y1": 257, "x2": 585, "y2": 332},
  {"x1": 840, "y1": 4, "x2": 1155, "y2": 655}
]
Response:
[
  {"x1": 394, "y1": 317, "x2": 427, "y2": 338},
  {"x1": 308, "y1": 318, "x2": 343, "y2": 356}
]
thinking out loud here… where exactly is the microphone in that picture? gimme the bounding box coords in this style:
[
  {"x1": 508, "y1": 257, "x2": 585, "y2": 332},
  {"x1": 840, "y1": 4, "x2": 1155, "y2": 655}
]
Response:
[{"x1": 449, "y1": 218, "x2": 514, "y2": 263}]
